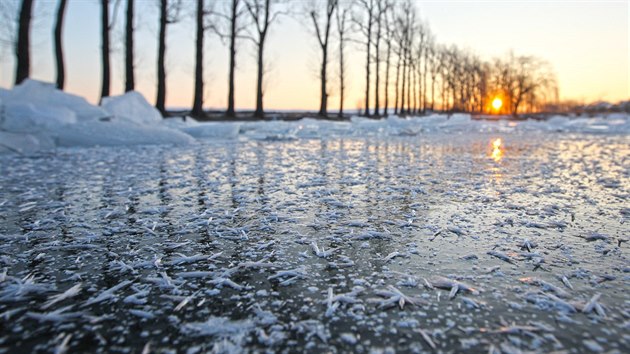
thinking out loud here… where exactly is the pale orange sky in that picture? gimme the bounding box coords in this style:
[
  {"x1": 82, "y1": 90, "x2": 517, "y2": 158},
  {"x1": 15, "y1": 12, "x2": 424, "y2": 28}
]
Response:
[{"x1": 0, "y1": 0, "x2": 628, "y2": 110}]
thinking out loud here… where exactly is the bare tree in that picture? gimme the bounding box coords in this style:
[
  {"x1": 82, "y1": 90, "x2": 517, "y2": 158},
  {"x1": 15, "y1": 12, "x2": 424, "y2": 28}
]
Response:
[
  {"x1": 226, "y1": 0, "x2": 240, "y2": 117},
  {"x1": 422, "y1": 28, "x2": 432, "y2": 113},
  {"x1": 403, "y1": 6, "x2": 415, "y2": 114},
  {"x1": 204, "y1": 0, "x2": 247, "y2": 117},
  {"x1": 427, "y1": 41, "x2": 440, "y2": 111},
  {"x1": 15, "y1": 0, "x2": 34, "y2": 85},
  {"x1": 307, "y1": 0, "x2": 338, "y2": 117},
  {"x1": 496, "y1": 53, "x2": 554, "y2": 116},
  {"x1": 101, "y1": 0, "x2": 111, "y2": 99},
  {"x1": 414, "y1": 23, "x2": 426, "y2": 114},
  {"x1": 54, "y1": 0, "x2": 67, "y2": 89},
  {"x1": 244, "y1": 0, "x2": 285, "y2": 118},
  {"x1": 372, "y1": 0, "x2": 391, "y2": 116},
  {"x1": 156, "y1": 0, "x2": 182, "y2": 116},
  {"x1": 192, "y1": 0, "x2": 205, "y2": 117},
  {"x1": 125, "y1": 0, "x2": 134, "y2": 92},
  {"x1": 382, "y1": 5, "x2": 394, "y2": 116},
  {"x1": 335, "y1": 0, "x2": 350, "y2": 117},
  {"x1": 352, "y1": 0, "x2": 375, "y2": 116},
  {"x1": 392, "y1": 0, "x2": 414, "y2": 115}
]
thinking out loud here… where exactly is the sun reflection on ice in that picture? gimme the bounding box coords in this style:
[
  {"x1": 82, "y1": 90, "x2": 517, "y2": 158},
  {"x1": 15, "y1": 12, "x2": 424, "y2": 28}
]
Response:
[{"x1": 491, "y1": 138, "x2": 504, "y2": 162}]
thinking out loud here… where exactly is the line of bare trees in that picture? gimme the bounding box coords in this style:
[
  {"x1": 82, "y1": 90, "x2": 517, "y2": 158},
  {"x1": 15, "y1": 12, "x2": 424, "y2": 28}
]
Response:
[{"x1": 10, "y1": 0, "x2": 558, "y2": 118}]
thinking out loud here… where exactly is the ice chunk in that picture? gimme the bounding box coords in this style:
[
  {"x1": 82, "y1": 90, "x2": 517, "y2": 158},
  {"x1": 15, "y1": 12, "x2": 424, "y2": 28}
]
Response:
[
  {"x1": 54, "y1": 120, "x2": 196, "y2": 147},
  {"x1": 7, "y1": 79, "x2": 108, "y2": 121},
  {"x1": 180, "y1": 122, "x2": 241, "y2": 139},
  {"x1": 101, "y1": 91, "x2": 163, "y2": 125},
  {"x1": 0, "y1": 131, "x2": 55, "y2": 154}
]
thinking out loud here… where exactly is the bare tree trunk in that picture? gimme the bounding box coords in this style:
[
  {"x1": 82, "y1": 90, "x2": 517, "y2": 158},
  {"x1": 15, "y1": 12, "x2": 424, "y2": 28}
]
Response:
[
  {"x1": 247, "y1": 0, "x2": 282, "y2": 119},
  {"x1": 441, "y1": 75, "x2": 446, "y2": 111},
  {"x1": 364, "y1": 20, "x2": 372, "y2": 116},
  {"x1": 423, "y1": 47, "x2": 428, "y2": 113},
  {"x1": 412, "y1": 63, "x2": 417, "y2": 114},
  {"x1": 192, "y1": 0, "x2": 204, "y2": 117},
  {"x1": 416, "y1": 57, "x2": 421, "y2": 113},
  {"x1": 373, "y1": 16, "x2": 381, "y2": 116},
  {"x1": 319, "y1": 44, "x2": 328, "y2": 116},
  {"x1": 430, "y1": 74, "x2": 436, "y2": 111},
  {"x1": 226, "y1": 0, "x2": 238, "y2": 117},
  {"x1": 311, "y1": 0, "x2": 336, "y2": 118},
  {"x1": 393, "y1": 52, "x2": 401, "y2": 115},
  {"x1": 338, "y1": 41, "x2": 344, "y2": 117},
  {"x1": 383, "y1": 38, "x2": 391, "y2": 116},
  {"x1": 407, "y1": 48, "x2": 413, "y2": 113},
  {"x1": 400, "y1": 49, "x2": 407, "y2": 114},
  {"x1": 54, "y1": 0, "x2": 67, "y2": 90},
  {"x1": 156, "y1": 0, "x2": 167, "y2": 115},
  {"x1": 125, "y1": 0, "x2": 135, "y2": 92},
  {"x1": 254, "y1": 39, "x2": 265, "y2": 118},
  {"x1": 101, "y1": 0, "x2": 110, "y2": 100},
  {"x1": 416, "y1": 48, "x2": 421, "y2": 114},
  {"x1": 336, "y1": 5, "x2": 348, "y2": 118},
  {"x1": 15, "y1": 0, "x2": 34, "y2": 85}
]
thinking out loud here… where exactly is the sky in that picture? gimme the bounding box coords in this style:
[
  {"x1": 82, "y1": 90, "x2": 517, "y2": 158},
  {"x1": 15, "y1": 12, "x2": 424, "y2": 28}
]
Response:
[{"x1": 0, "y1": 0, "x2": 628, "y2": 111}]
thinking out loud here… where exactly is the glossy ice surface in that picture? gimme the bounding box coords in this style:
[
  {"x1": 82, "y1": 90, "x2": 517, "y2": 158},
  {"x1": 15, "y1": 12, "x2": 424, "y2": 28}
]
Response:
[{"x1": 0, "y1": 131, "x2": 628, "y2": 353}]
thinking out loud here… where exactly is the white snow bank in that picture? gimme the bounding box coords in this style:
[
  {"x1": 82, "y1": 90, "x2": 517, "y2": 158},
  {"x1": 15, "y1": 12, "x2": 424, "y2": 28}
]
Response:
[
  {"x1": 6, "y1": 80, "x2": 108, "y2": 121},
  {"x1": 101, "y1": 91, "x2": 162, "y2": 125},
  {"x1": 0, "y1": 80, "x2": 196, "y2": 153}
]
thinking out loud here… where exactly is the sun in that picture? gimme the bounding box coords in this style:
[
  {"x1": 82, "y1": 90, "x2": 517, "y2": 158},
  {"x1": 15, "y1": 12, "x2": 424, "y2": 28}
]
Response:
[{"x1": 492, "y1": 97, "x2": 503, "y2": 111}]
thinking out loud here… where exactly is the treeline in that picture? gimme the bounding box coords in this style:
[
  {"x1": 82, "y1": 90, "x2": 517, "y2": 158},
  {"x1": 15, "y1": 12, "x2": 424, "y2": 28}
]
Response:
[{"x1": 10, "y1": 0, "x2": 558, "y2": 118}]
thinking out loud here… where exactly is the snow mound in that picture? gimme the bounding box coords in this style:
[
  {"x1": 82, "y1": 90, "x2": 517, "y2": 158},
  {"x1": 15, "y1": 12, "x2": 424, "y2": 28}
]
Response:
[
  {"x1": 101, "y1": 91, "x2": 163, "y2": 125},
  {"x1": 0, "y1": 80, "x2": 196, "y2": 153},
  {"x1": 7, "y1": 80, "x2": 108, "y2": 121}
]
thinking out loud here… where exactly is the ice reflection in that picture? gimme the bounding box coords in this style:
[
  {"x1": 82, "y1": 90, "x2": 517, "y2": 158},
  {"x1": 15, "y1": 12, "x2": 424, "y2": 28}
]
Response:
[{"x1": 490, "y1": 137, "x2": 504, "y2": 162}]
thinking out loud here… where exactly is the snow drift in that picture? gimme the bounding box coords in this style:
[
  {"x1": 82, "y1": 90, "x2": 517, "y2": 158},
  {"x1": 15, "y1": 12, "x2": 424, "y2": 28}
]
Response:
[{"x1": 0, "y1": 80, "x2": 194, "y2": 153}]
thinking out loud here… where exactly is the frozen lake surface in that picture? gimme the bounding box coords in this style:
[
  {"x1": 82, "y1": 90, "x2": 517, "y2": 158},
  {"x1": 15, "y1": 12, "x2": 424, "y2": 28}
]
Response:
[{"x1": 0, "y1": 131, "x2": 628, "y2": 353}]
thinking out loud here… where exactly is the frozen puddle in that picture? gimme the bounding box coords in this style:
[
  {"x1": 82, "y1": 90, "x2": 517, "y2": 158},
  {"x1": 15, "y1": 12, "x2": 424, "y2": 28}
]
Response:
[{"x1": 0, "y1": 132, "x2": 628, "y2": 353}]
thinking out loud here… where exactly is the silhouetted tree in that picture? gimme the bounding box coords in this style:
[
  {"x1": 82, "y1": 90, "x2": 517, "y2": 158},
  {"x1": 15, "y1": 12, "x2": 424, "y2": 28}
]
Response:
[
  {"x1": 15, "y1": 0, "x2": 34, "y2": 85},
  {"x1": 307, "y1": 0, "x2": 338, "y2": 117},
  {"x1": 372, "y1": 0, "x2": 390, "y2": 116},
  {"x1": 192, "y1": 0, "x2": 205, "y2": 117},
  {"x1": 382, "y1": 6, "x2": 394, "y2": 115},
  {"x1": 54, "y1": 0, "x2": 67, "y2": 89},
  {"x1": 335, "y1": 1, "x2": 351, "y2": 117},
  {"x1": 156, "y1": 0, "x2": 182, "y2": 116},
  {"x1": 125, "y1": 0, "x2": 135, "y2": 92},
  {"x1": 244, "y1": 0, "x2": 285, "y2": 118},
  {"x1": 226, "y1": 0, "x2": 244, "y2": 117},
  {"x1": 101, "y1": 0, "x2": 110, "y2": 99},
  {"x1": 392, "y1": 0, "x2": 414, "y2": 114},
  {"x1": 352, "y1": 0, "x2": 375, "y2": 116},
  {"x1": 204, "y1": 0, "x2": 245, "y2": 117}
]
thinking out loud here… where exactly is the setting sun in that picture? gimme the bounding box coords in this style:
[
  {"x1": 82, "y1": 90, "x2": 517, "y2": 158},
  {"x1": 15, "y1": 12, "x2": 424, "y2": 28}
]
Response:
[{"x1": 492, "y1": 97, "x2": 503, "y2": 111}]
